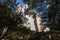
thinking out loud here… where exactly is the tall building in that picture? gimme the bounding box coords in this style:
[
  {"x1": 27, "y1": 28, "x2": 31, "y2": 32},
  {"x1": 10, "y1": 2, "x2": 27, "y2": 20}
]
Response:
[
  {"x1": 15, "y1": 3, "x2": 50, "y2": 32},
  {"x1": 34, "y1": 12, "x2": 50, "y2": 32},
  {"x1": 15, "y1": 4, "x2": 36, "y2": 31},
  {"x1": 34, "y1": 13, "x2": 42, "y2": 32}
]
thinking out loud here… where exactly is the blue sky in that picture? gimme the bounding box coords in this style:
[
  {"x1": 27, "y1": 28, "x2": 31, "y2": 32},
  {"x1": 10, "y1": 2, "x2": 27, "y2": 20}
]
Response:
[{"x1": 16, "y1": 0, "x2": 24, "y2": 6}]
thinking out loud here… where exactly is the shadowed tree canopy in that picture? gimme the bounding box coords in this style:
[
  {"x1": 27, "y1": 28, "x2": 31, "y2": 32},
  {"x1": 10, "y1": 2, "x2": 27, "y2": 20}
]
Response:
[
  {"x1": 0, "y1": 0, "x2": 32, "y2": 40},
  {"x1": 0, "y1": 0, "x2": 60, "y2": 40},
  {"x1": 48, "y1": 0, "x2": 60, "y2": 30}
]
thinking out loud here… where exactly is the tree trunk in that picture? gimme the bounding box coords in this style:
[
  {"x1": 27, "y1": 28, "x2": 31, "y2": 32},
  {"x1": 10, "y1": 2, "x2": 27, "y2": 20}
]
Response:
[{"x1": 0, "y1": 25, "x2": 8, "y2": 40}]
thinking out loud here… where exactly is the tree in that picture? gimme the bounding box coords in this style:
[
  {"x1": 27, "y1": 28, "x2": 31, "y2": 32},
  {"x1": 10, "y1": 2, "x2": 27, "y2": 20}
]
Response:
[
  {"x1": 48, "y1": 0, "x2": 60, "y2": 30},
  {"x1": 0, "y1": 0, "x2": 33, "y2": 40},
  {"x1": 23, "y1": 0, "x2": 60, "y2": 40}
]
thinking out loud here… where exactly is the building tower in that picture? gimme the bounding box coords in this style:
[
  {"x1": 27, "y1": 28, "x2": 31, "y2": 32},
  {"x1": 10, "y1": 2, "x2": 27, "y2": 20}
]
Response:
[{"x1": 34, "y1": 12, "x2": 50, "y2": 32}]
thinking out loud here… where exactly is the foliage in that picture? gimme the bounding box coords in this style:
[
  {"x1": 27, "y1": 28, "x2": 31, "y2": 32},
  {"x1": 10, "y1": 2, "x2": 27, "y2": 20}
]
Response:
[
  {"x1": 23, "y1": 0, "x2": 60, "y2": 40},
  {"x1": 29, "y1": 30, "x2": 60, "y2": 40},
  {"x1": 0, "y1": 0, "x2": 60, "y2": 40},
  {"x1": 48, "y1": 0, "x2": 60, "y2": 30},
  {"x1": 0, "y1": 0, "x2": 33, "y2": 40}
]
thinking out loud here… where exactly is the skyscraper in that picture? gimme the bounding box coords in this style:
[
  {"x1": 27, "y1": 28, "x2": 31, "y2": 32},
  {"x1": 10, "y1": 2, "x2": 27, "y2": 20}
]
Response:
[{"x1": 34, "y1": 12, "x2": 50, "y2": 32}]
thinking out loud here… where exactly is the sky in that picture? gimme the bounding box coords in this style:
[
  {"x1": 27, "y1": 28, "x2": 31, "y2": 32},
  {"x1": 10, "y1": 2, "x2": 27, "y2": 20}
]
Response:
[{"x1": 16, "y1": 0, "x2": 24, "y2": 6}]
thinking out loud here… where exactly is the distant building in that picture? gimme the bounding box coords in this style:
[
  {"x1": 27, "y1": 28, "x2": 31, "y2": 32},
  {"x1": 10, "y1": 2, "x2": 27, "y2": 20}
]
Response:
[
  {"x1": 34, "y1": 13, "x2": 43, "y2": 32},
  {"x1": 24, "y1": 12, "x2": 50, "y2": 32},
  {"x1": 15, "y1": 4, "x2": 50, "y2": 32},
  {"x1": 34, "y1": 12, "x2": 50, "y2": 32}
]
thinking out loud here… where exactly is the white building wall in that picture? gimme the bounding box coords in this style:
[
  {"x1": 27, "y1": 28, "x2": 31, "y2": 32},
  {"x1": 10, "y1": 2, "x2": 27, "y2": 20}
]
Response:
[{"x1": 24, "y1": 15, "x2": 36, "y2": 31}]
